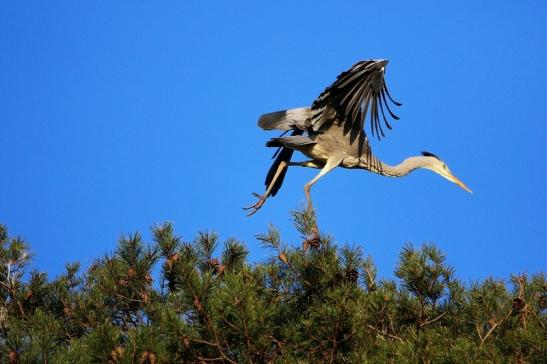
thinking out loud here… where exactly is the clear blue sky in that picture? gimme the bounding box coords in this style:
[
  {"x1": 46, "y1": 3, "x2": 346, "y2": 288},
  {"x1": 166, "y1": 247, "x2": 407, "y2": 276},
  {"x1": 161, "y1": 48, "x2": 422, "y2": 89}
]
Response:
[{"x1": 1, "y1": 1, "x2": 545, "y2": 281}]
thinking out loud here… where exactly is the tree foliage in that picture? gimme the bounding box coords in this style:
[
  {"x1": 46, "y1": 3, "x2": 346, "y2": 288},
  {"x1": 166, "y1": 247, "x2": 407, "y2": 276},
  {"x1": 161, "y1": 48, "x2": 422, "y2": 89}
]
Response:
[{"x1": 0, "y1": 211, "x2": 545, "y2": 363}]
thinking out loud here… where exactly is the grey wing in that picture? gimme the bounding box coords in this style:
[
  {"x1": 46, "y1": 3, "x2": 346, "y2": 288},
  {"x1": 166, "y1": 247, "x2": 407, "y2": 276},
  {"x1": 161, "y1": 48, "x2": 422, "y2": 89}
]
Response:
[
  {"x1": 265, "y1": 135, "x2": 316, "y2": 149},
  {"x1": 258, "y1": 107, "x2": 312, "y2": 131},
  {"x1": 309, "y1": 59, "x2": 401, "y2": 141}
]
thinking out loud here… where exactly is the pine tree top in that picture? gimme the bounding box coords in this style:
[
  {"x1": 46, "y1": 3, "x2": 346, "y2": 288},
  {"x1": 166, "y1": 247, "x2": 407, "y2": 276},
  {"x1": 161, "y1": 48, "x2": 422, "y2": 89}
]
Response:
[{"x1": 0, "y1": 213, "x2": 545, "y2": 363}]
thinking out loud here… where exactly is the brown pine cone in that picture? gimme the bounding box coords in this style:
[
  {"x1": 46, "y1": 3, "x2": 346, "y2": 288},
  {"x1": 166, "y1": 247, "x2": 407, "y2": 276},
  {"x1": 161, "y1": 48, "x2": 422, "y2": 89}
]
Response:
[
  {"x1": 111, "y1": 345, "x2": 124, "y2": 361},
  {"x1": 209, "y1": 258, "x2": 220, "y2": 274},
  {"x1": 140, "y1": 351, "x2": 157, "y2": 364},
  {"x1": 8, "y1": 351, "x2": 17, "y2": 364},
  {"x1": 166, "y1": 253, "x2": 180, "y2": 270},
  {"x1": 118, "y1": 278, "x2": 128, "y2": 287},
  {"x1": 307, "y1": 236, "x2": 321, "y2": 249},
  {"x1": 512, "y1": 297, "x2": 526, "y2": 315},
  {"x1": 194, "y1": 296, "x2": 203, "y2": 312},
  {"x1": 346, "y1": 269, "x2": 359, "y2": 283},
  {"x1": 182, "y1": 335, "x2": 191, "y2": 348},
  {"x1": 144, "y1": 273, "x2": 153, "y2": 285}
]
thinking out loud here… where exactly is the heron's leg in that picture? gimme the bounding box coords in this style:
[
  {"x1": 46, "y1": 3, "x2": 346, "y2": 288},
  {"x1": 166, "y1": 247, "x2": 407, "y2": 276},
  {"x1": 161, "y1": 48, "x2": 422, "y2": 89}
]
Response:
[
  {"x1": 244, "y1": 160, "x2": 288, "y2": 216},
  {"x1": 304, "y1": 157, "x2": 342, "y2": 209},
  {"x1": 303, "y1": 157, "x2": 342, "y2": 235}
]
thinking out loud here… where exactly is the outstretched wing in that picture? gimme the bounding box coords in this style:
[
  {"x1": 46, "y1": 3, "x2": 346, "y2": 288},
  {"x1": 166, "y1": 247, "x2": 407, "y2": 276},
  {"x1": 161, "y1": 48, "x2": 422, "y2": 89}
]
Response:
[{"x1": 310, "y1": 59, "x2": 401, "y2": 140}]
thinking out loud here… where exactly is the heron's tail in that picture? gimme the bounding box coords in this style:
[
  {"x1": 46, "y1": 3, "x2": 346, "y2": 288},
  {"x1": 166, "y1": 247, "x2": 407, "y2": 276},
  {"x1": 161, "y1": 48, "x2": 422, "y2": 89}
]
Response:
[
  {"x1": 258, "y1": 107, "x2": 311, "y2": 131},
  {"x1": 265, "y1": 130, "x2": 303, "y2": 197}
]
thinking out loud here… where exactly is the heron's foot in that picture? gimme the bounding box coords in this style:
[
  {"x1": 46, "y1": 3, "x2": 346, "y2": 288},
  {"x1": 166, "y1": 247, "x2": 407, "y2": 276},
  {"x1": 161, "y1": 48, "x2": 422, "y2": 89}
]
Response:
[{"x1": 243, "y1": 192, "x2": 266, "y2": 217}]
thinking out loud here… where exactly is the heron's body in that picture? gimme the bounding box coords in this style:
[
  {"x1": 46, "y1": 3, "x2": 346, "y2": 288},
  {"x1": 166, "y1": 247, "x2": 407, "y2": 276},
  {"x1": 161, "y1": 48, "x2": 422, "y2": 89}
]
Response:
[
  {"x1": 245, "y1": 59, "x2": 471, "y2": 218},
  {"x1": 275, "y1": 120, "x2": 377, "y2": 170},
  {"x1": 305, "y1": 123, "x2": 366, "y2": 167}
]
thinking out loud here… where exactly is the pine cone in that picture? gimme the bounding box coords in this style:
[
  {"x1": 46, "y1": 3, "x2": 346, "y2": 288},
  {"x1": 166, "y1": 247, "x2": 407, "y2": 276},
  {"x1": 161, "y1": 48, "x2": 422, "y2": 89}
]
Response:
[
  {"x1": 209, "y1": 258, "x2": 220, "y2": 274},
  {"x1": 127, "y1": 268, "x2": 136, "y2": 279},
  {"x1": 140, "y1": 351, "x2": 157, "y2": 364},
  {"x1": 194, "y1": 296, "x2": 203, "y2": 312},
  {"x1": 111, "y1": 345, "x2": 124, "y2": 361},
  {"x1": 118, "y1": 278, "x2": 128, "y2": 287},
  {"x1": 140, "y1": 351, "x2": 150, "y2": 364},
  {"x1": 306, "y1": 236, "x2": 320, "y2": 249},
  {"x1": 346, "y1": 269, "x2": 359, "y2": 283},
  {"x1": 63, "y1": 305, "x2": 72, "y2": 317},
  {"x1": 512, "y1": 297, "x2": 526, "y2": 315},
  {"x1": 182, "y1": 335, "x2": 191, "y2": 348},
  {"x1": 145, "y1": 273, "x2": 153, "y2": 285},
  {"x1": 166, "y1": 253, "x2": 180, "y2": 270},
  {"x1": 8, "y1": 351, "x2": 17, "y2": 364}
]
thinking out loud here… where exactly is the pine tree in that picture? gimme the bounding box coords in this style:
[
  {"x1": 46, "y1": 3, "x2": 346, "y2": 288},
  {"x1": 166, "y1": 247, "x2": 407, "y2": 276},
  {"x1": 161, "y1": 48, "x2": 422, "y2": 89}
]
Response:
[{"x1": 0, "y1": 212, "x2": 545, "y2": 363}]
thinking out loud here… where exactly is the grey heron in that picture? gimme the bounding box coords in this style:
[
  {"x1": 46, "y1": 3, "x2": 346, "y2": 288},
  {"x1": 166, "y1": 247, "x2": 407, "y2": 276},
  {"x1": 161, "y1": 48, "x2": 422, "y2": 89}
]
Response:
[{"x1": 245, "y1": 59, "x2": 471, "y2": 217}]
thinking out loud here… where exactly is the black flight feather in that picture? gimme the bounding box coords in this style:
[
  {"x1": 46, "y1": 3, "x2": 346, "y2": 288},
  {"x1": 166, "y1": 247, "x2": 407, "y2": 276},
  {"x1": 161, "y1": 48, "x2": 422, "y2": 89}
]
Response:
[
  {"x1": 310, "y1": 59, "x2": 401, "y2": 140},
  {"x1": 265, "y1": 130, "x2": 303, "y2": 197}
]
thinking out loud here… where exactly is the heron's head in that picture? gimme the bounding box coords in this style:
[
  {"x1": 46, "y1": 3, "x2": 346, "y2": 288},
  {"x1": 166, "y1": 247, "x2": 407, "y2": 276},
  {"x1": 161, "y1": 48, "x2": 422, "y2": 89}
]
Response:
[{"x1": 420, "y1": 151, "x2": 472, "y2": 193}]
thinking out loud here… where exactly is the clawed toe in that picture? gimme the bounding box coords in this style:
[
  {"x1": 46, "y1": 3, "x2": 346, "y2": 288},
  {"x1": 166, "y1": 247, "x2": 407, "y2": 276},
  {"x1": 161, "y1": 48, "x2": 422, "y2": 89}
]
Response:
[{"x1": 243, "y1": 193, "x2": 266, "y2": 217}]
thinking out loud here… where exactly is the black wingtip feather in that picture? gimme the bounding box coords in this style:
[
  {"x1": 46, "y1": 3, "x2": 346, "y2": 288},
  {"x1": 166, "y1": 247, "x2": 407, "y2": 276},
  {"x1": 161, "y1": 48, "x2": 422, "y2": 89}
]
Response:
[
  {"x1": 378, "y1": 93, "x2": 393, "y2": 130},
  {"x1": 310, "y1": 59, "x2": 402, "y2": 141},
  {"x1": 383, "y1": 79, "x2": 402, "y2": 106},
  {"x1": 380, "y1": 89, "x2": 400, "y2": 120}
]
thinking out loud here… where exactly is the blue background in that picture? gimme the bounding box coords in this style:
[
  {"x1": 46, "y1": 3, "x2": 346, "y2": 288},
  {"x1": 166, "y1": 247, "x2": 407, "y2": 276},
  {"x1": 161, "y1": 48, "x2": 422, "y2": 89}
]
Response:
[{"x1": 1, "y1": 1, "x2": 545, "y2": 280}]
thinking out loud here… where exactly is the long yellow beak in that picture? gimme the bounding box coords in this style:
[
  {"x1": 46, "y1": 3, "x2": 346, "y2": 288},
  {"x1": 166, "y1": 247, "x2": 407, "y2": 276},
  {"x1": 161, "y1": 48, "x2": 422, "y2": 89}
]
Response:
[{"x1": 447, "y1": 173, "x2": 473, "y2": 193}]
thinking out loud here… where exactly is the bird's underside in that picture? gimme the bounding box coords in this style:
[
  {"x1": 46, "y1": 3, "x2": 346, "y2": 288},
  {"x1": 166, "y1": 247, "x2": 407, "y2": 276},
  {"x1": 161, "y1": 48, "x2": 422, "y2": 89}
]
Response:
[
  {"x1": 244, "y1": 59, "x2": 400, "y2": 218},
  {"x1": 245, "y1": 59, "x2": 472, "y2": 239},
  {"x1": 244, "y1": 122, "x2": 382, "y2": 215}
]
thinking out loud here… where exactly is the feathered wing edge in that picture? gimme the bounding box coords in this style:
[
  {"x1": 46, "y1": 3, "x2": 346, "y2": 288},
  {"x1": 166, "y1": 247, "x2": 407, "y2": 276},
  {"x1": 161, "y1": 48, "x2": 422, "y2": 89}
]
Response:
[
  {"x1": 257, "y1": 108, "x2": 312, "y2": 197},
  {"x1": 310, "y1": 60, "x2": 401, "y2": 140}
]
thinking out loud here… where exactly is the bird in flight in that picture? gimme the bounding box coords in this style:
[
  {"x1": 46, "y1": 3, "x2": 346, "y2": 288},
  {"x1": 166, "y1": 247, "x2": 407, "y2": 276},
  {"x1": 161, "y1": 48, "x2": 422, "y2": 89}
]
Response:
[{"x1": 245, "y1": 59, "x2": 471, "y2": 217}]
